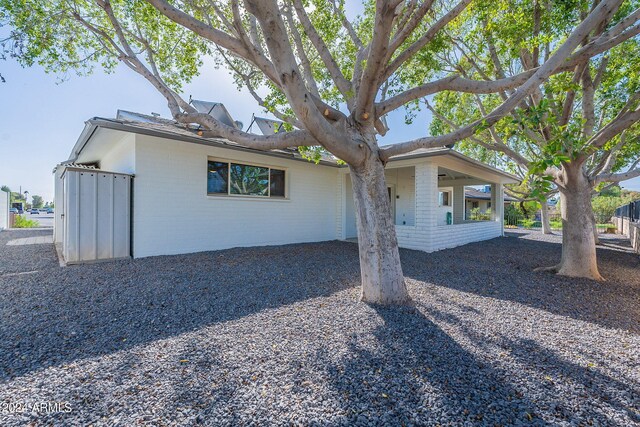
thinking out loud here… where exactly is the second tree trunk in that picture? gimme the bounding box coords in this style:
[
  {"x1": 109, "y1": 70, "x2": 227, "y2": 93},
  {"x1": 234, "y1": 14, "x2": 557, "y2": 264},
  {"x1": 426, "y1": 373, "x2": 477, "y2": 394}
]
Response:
[{"x1": 556, "y1": 164, "x2": 603, "y2": 280}]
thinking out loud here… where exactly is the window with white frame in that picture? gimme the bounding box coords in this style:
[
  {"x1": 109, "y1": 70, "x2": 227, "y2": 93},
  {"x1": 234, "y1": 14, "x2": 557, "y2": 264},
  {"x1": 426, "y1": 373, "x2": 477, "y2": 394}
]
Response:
[
  {"x1": 438, "y1": 191, "x2": 451, "y2": 206},
  {"x1": 208, "y1": 160, "x2": 286, "y2": 197}
]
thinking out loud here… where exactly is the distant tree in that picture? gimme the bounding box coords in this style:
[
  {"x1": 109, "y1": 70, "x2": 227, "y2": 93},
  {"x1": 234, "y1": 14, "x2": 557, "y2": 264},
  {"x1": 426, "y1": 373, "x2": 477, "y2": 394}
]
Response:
[
  {"x1": 0, "y1": 185, "x2": 9, "y2": 193},
  {"x1": 31, "y1": 195, "x2": 44, "y2": 209},
  {"x1": 10, "y1": 192, "x2": 25, "y2": 204},
  {"x1": 592, "y1": 186, "x2": 640, "y2": 219}
]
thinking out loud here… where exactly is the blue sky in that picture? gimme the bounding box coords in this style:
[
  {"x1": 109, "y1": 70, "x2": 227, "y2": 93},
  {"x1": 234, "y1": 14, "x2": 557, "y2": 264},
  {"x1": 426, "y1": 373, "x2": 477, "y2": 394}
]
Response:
[{"x1": 1, "y1": 51, "x2": 639, "y2": 202}]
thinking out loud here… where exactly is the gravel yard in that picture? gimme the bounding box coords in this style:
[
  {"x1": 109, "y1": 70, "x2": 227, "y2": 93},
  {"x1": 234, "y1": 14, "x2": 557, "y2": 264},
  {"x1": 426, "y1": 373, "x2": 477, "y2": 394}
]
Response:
[{"x1": 0, "y1": 229, "x2": 638, "y2": 426}]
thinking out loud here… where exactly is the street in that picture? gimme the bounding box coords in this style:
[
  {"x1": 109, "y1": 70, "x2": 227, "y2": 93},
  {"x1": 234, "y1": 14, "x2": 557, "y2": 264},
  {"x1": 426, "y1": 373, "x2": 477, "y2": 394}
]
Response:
[{"x1": 24, "y1": 212, "x2": 54, "y2": 228}]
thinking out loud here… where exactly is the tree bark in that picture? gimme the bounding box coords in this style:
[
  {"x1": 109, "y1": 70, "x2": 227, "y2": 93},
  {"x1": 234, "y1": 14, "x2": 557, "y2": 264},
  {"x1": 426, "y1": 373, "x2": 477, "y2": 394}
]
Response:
[
  {"x1": 540, "y1": 199, "x2": 553, "y2": 234},
  {"x1": 555, "y1": 163, "x2": 603, "y2": 280},
  {"x1": 590, "y1": 208, "x2": 600, "y2": 245},
  {"x1": 349, "y1": 146, "x2": 409, "y2": 305}
]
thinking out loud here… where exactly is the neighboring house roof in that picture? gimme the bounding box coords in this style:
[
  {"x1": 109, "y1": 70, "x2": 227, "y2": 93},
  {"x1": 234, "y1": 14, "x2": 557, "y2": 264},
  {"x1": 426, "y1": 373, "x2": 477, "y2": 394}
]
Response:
[
  {"x1": 65, "y1": 112, "x2": 519, "y2": 182},
  {"x1": 465, "y1": 187, "x2": 517, "y2": 201}
]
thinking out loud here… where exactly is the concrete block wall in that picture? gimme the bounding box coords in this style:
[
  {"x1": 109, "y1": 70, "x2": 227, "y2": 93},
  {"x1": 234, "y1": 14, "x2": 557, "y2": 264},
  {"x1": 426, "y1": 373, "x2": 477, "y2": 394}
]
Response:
[
  {"x1": 492, "y1": 183, "x2": 504, "y2": 236},
  {"x1": 630, "y1": 223, "x2": 640, "y2": 254}
]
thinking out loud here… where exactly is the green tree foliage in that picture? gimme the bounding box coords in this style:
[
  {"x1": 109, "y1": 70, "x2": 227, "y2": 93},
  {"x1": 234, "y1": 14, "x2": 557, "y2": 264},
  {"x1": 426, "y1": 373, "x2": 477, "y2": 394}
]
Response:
[
  {"x1": 9, "y1": 191, "x2": 25, "y2": 204},
  {"x1": 31, "y1": 194, "x2": 43, "y2": 208},
  {"x1": 430, "y1": 0, "x2": 640, "y2": 196},
  {"x1": 592, "y1": 186, "x2": 640, "y2": 218}
]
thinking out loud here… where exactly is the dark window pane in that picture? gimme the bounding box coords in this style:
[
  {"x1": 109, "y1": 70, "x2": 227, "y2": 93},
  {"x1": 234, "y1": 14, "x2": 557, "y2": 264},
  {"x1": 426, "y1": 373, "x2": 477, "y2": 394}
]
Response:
[
  {"x1": 230, "y1": 163, "x2": 269, "y2": 196},
  {"x1": 208, "y1": 161, "x2": 228, "y2": 194},
  {"x1": 270, "y1": 169, "x2": 285, "y2": 197}
]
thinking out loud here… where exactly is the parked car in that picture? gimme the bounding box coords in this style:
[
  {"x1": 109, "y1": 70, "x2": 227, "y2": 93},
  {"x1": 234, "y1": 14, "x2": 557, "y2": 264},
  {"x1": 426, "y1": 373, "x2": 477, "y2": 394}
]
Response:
[
  {"x1": 46, "y1": 208, "x2": 54, "y2": 214},
  {"x1": 39, "y1": 208, "x2": 47, "y2": 212},
  {"x1": 30, "y1": 209, "x2": 39, "y2": 214},
  {"x1": 9, "y1": 208, "x2": 18, "y2": 214}
]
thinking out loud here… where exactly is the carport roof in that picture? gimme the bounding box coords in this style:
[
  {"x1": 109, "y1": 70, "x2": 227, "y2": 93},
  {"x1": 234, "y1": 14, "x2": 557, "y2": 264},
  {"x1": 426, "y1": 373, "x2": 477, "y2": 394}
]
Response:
[{"x1": 64, "y1": 113, "x2": 519, "y2": 182}]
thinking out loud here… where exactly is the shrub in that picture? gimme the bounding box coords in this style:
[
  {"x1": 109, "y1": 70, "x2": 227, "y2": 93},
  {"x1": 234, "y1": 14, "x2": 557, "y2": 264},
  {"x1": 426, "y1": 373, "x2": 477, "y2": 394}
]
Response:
[
  {"x1": 520, "y1": 218, "x2": 536, "y2": 229},
  {"x1": 549, "y1": 220, "x2": 563, "y2": 230},
  {"x1": 13, "y1": 215, "x2": 39, "y2": 228}
]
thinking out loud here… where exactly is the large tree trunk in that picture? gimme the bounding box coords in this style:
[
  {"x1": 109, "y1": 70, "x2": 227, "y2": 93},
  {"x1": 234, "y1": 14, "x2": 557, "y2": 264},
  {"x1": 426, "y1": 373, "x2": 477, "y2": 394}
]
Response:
[
  {"x1": 555, "y1": 163, "x2": 603, "y2": 280},
  {"x1": 590, "y1": 208, "x2": 600, "y2": 244},
  {"x1": 540, "y1": 199, "x2": 553, "y2": 234},
  {"x1": 349, "y1": 147, "x2": 409, "y2": 305}
]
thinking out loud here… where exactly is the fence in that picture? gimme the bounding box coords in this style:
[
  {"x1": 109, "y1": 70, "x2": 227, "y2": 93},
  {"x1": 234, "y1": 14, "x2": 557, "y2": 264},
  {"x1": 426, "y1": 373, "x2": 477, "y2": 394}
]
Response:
[
  {"x1": 613, "y1": 199, "x2": 640, "y2": 254},
  {"x1": 504, "y1": 211, "x2": 616, "y2": 233},
  {"x1": 614, "y1": 200, "x2": 640, "y2": 222}
]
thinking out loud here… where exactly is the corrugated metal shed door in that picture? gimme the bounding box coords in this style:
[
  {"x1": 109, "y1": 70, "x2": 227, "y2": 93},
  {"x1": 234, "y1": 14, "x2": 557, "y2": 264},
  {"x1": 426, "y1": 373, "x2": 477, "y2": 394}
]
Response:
[{"x1": 62, "y1": 168, "x2": 131, "y2": 264}]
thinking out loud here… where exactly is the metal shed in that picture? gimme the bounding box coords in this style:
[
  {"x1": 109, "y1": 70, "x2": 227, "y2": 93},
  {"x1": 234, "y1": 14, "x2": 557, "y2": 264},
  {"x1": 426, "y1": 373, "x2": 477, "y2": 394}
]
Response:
[{"x1": 61, "y1": 166, "x2": 132, "y2": 264}]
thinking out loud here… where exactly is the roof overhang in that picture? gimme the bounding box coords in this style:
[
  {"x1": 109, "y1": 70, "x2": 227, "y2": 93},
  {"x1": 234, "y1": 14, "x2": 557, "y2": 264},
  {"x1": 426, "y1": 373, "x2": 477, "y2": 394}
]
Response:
[
  {"x1": 386, "y1": 148, "x2": 519, "y2": 184},
  {"x1": 66, "y1": 118, "x2": 341, "y2": 168},
  {"x1": 63, "y1": 116, "x2": 520, "y2": 184}
]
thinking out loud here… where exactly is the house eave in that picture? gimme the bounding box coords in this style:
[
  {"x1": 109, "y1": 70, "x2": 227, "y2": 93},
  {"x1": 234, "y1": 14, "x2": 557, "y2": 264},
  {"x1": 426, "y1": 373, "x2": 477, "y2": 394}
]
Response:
[
  {"x1": 73, "y1": 118, "x2": 341, "y2": 168},
  {"x1": 65, "y1": 116, "x2": 521, "y2": 183}
]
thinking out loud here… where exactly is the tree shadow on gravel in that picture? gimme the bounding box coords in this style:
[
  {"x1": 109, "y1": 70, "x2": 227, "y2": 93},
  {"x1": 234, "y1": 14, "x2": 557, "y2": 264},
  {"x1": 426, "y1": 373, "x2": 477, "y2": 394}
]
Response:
[
  {"x1": 400, "y1": 235, "x2": 640, "y2": 333},
  {"x1": 420, "y1": 302, "x2": 640, "y2": 425},
  {"x1": 317, "y1": 305, "x2": 542, "y2": 426},
  {"x1": 0, "y1": 241, "x2": 361, "y2": 380},
  {"x1": 317, "y1": 304, "x2": 639, "y2": 426},
  {"x1": 498, "y1": 335, "x2": 640, "y2": 424}
]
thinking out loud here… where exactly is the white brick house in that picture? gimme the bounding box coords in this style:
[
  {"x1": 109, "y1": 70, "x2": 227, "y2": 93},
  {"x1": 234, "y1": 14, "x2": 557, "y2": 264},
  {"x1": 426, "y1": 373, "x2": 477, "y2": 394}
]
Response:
[{"x1": 54, "y1": 112, "x2": 518, "y2": 263}]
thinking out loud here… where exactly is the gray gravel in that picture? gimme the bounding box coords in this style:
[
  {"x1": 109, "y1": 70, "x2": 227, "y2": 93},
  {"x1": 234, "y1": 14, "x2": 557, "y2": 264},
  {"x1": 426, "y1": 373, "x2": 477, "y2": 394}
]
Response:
[
  {"x1": 0, "y1": 229, "x2": 58, "y2": 275},
  {"x1": 0, "y1": 228, "x2": 638, "y2": 426}
]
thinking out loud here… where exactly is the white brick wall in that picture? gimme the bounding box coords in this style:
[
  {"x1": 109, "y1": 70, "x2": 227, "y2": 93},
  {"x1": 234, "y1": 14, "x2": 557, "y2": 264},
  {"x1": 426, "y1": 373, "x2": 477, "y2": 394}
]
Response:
[
  {"x1": 336, "y1": 172, "x2": 346, "y2": 240},
  {"x1": 132, "y1": 134, "x2": 341, "y2": 258},
  {"x1": 429, "y1": 221, "x2": 502, "y2": 251}
]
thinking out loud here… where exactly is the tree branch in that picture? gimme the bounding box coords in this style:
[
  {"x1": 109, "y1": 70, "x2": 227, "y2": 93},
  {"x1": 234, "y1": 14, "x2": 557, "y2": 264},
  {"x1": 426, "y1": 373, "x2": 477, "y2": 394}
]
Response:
[
  {"x1": 379, "y1": 0, "x2": 625, "y2": 161},
  {"x1": 176, "y1": 112, "x2": 316, "y2": 150},
  {"x1": 291, "y1": 0, "x2": 352, "y2": 102},
  {"x1": 354, "y1": 0, "x2": 399, "y2": 122},
  {"x1": 376, "y1": 5, "x2": 639, "y2": 118},
  {"x1": 382, "y1": 0, "x2": 472, "y2": 82},
  {"x1": 246, "y1": 0, "x2": 360, "y2": 164},
  {"x1": 595, "y1": 165, "x2": 640, "y2": 184},
  {"x1": 146, "y1": 0, "x2": 280, "y2": 84}
]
